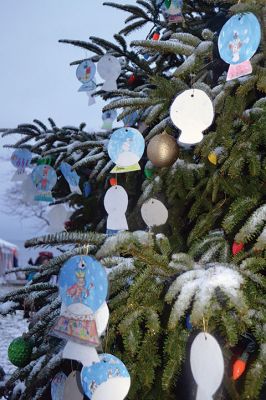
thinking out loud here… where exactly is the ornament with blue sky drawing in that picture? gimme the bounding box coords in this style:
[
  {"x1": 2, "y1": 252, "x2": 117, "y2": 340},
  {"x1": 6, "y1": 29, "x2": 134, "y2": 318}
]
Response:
[
  {"x1": 51, "y1": 372, "x2": 67, "y2": 400},
  {"x1": 102, "y1": 110, "x2": 117, "y2": 130},
  {"x1": 76, "y1": 60, "x2": 96, "y2": 84},
  {"x1": 11, "y1": 148, "x2": 32, "y2": 181},
  {"x1": 31, "y1": 164, "x2": 57, "y2": 202},
  {"x1": 60, "y1": 162, "x2": 82, "y2": 194},
  {"x1": 218, "y1": 13, "x2": 261, "y2": 81},
  {"x1": 81, "y1": 354, "x2": 131, "y2": 400},
  {"x1": 97, "y1": 54, "x2": 121, "y2": 91},
  {"x1": 58, "y1": 255, "x2": 108, "y2": 314},
  {"x1": 157, "y1": 0, "x2": 183, "y2": 24},
  {"x1": 108, "y1": 127, "x2": 145, "y2": 173},
  {"x1": 123, "y1": 110, "x2": 138, "y2": 127}
]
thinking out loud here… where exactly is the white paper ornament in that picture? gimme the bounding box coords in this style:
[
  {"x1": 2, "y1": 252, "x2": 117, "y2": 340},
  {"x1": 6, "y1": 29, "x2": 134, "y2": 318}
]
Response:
[
  {"x1": 46, "y1": 205, "x2": 69, "y2": 233},
  {"x1": 97, "y1": 55, "x2": 121, "y2": 91},
  {"x1": 190, "y1": 332, "x2": 224, "y2": 400},
  {"x1": 141, "y1": 198, "x2": 168, "y2": 228},
  {"x1": 170, "y1": 89, "x2": 214, "y2": 144},
  {"x1": 104, "y1": 185, "x2": 128, "y2": 233},
  {"x1": 63, "y1": 371, "x2": 84, "y2": 400},
  {"x1": 63, "y1": 341, "x2": 100, "y2": 366}
]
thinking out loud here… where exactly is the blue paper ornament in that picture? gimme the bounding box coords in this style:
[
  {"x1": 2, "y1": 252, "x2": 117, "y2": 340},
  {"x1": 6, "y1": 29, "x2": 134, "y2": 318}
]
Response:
[
  {"x1": 31, "y1": 164, "x2": 57, "y2": 202},
  {"x1": 81, "y1": 354, "x2": 130, "y2": 400},
  {"x1": 60, "y1": 162, "x2": 81, "y2": 194},
  {"x1": 218, "y1": 13, "x2": 261, "y2": 66},
  {"x1": 108, "y1": 127, "x2": 145, "y2": 172},
  {"x1": 102, "y1": 110, "x2": 117, "y2": 130},
  {"x1": 51, "y1": 372, "x2": 67, "y2": 400},
  {"x1": 58, "y1": 255, "x2": 108, "y2": 314},
  {"x1": 123, "y1": 111, "x2": 138, "y2": 127},
  {"x1": 11, "y1": 149, "x2": 32, "y2": 173},
  {"x1": 157, "y1": 0, "x2": 183, "y2": 24},
  {"x1": 83, "y1": 181, "x2": 92, "y2": 198}
]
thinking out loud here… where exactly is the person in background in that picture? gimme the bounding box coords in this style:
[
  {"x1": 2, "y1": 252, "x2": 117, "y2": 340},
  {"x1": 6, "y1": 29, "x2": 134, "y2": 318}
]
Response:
[{"x1": 26, "y1": 252, "x2": 53, "y2": 281}]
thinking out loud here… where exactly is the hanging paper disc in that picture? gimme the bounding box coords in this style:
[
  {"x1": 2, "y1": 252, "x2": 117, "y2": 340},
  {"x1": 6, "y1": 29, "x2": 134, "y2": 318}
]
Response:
[
  {"x1": 190, "y1": 332, "x2": 224, "y2": 400},
  {"x1": 11, "y1": 149, "x2": 32, "y2": 173},
  {"x1": 81, "y1": 354, "x2": 131, "y2": 400},
  {"x1": 76, "y1": 60, "x2": 96, "y2": 84},
  {"x1": 102, "y1": 110, "x2": 117, "y2": 130},
  {"x1": 97, "y1": 55, "x2": 121, "y2": 91},
  {"x1": 31, "y1": 164, "x2": 57, "y2": 202},
  {"x1": 141, "y1": 198, "x2": 168, "y2": 228},
  {"x1": 58, "y1": 255, "x2": 108, "y2": 314},
  {"x1": 104, "y1": 185, "x2": 128, "y2": 233},
  {"x1": 170, "y1": 89, "x2": 214, "y2": 144},
  {"x1": 108, "y1": 127, "x2": 145, "y2": 173},
  {"x1": 218, "y1": 13, "x2": 261, "y2": 66},
  {"x1": 60, "y1": 162, "x2": 81, "y2": 194}
]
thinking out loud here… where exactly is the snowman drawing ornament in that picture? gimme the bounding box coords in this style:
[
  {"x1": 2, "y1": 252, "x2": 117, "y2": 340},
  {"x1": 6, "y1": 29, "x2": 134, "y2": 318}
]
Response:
[
  {"x1": 218, "y1": 13, "x2": 261, "y2": 81},
  {"x1": 108, "y1": 127, "x2": 145, "y2": 173},
  {"x1": 104, "y1": 185, "x2": 128, "y2": 235},
  {"x1": 97, "y1": 54, "x2": 121, "y2": 91},
  {"x1": 170, "y1": 89, "x2": 214, "y2": 145}
]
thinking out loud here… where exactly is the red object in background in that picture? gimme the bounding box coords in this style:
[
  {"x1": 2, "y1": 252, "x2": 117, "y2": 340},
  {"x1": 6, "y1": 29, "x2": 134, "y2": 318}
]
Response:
[
  {"x1": 152, "y1": 31, "x2": 160, "y2": 40},
  {"x1": 64, "y1": 220, "x2": 73, "y2": 230},
  {"x1": 232, "y1": 357, "x2": 247, "y2": 380},
  {"x1": 232, "y1": 241, "x2": 244, "y2": 255},
  {"x1": 109, "y1": 177, "x2": 117, "y2": 186},
  {"x1": 128, "y1": 74, "x2": 136, "y2": 86}
]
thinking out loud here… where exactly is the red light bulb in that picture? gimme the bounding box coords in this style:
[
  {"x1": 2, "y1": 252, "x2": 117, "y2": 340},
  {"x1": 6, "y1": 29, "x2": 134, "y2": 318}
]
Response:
[
  {"x1": 232, "y1": 241, "x2": 244, "y2": 256},
  {"x1": 109, "y1": 177, "x2": 117, "y2": 186}
]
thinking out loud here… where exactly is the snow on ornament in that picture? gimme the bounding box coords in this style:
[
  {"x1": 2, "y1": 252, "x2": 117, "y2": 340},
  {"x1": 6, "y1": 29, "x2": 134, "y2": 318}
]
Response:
[
  {"x1": 141, "y1": 198, "x2": 168, "y2": 229},
  {"x1": 60, "y1": 162, "x2": 82, "y2": 194},
  {"x1": 81, "y1": 354, "x2": 131, "y2": 400},
  {"x1": 63, "y1": 371, "x2": 84, "y2": 400},
  {"x1": 218, "y1": 13, "x2": 261, "y2": 81},
  {"x1": 51, "y1": 372, "x2": 67, "y2": 400},
  {"x1": 102, "y1": 110, "x2": 117, "y2": 130},
  {"x1": 190, "y1": 332, "x2": 224, "y2": 400},
  {"x1": 31, "y1": 164, "x2": 57, "y2": 202},
  {"x1": 157, "y1": 0, "x2": 183, "y2": 24},
  {"x1": 104, "y1": 185, "x2": 128, "y2": 235},
  {"x1": 97, "y1": 54, "x2": 121, "y2": 91},
  {"x1": 108, "y1": 127, "x2": 145, "y2": 173},
  {"x1": 11, "y1": 149, "x2": 32, "y2": 181},
  {"x1": 170, "y1": 89, "x2": 214, "y2": 145}
]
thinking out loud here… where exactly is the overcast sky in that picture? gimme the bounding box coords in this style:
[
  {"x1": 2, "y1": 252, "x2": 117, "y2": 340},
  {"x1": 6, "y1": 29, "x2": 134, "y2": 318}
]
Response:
[{"x1": 0, "y1": 0, "x2": 148, "y2": 263}]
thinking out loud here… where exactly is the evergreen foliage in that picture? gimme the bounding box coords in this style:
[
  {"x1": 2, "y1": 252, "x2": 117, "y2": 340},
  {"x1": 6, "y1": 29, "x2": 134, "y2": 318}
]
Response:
[{"x1": 1, "y1": 0, "x2": 266, "y2": 399}]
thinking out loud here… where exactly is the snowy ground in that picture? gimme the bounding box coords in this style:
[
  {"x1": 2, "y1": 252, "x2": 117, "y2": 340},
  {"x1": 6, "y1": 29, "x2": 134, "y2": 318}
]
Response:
[{"x1": 0, "y1": 284, "x2": 28, "y2": 377}]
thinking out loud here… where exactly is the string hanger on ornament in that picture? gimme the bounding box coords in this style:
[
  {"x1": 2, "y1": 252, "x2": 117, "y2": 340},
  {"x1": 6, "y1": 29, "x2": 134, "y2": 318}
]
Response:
[{"x1": 202, "y1": 315, "x2": 208, "y2": 340}]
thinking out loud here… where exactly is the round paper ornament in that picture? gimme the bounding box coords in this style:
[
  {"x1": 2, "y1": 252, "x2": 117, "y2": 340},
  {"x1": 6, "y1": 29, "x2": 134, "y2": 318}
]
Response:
[
  {"x1": 31, "y1": 164, "x2": 57, "y2": 202},
  {"x1": 11, "y1": 149, "x2": 32, "y2": 173},
  {"x1": 104, "y1": 185, "x2": 128, "y2": 234},
  {"x1": 46, "y1": 205, "x2": 69, "y2": 233},
  {"x1": 123, "y1": 111, "x2": 138, "y2": 127},
  {"x1": 58, "y1": 255, "x2": 108, "y2": 313},
  {"x1": 108, "y1": 127, "x2": 145, "y2": 173},
  {"x1": 63, "y1": 371, "x2": 84, "y2": 400},
  {"x1": 76, "y1": 60, "x2": 96, "y2": 84},
  {"x1": 170, "y1": 89, "x2": 214, "y2": 145},
  {"x1": 81, "y1": 354, "x2": 131, "y2": 400},
  {"x1": 97, "y1": 54, "x2": 121, "y2": 91},
  {"x1": 147, "y1": 131, "x2": 178, "y2": 167},
  {"x1": 190, "y1": 332, "x2": 224, "y2": 400},
  {"x1": 102, "y1": 110, "x2": 117, "y2": 130},
  {"x1": 141, "y1": 198, "x2": 168, "y2": 228},
  {"x1": 218, "y1": 13, "x2": 260, "y2": 66},
  {"x1": 8, "y1": 337, "x2": 32, "y2": 367},
  {"x1": 51, "y1": 372, "x2": 67, "y2": 400},
  {"x1": 60, "y1": 162, "x2": 81, "y2": 194}
]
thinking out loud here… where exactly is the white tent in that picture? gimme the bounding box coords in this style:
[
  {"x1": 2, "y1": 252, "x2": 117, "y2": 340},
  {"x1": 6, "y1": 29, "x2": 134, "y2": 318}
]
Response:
[{"x1": 0, "y1": 238, "x2": 18, "y2": 276}]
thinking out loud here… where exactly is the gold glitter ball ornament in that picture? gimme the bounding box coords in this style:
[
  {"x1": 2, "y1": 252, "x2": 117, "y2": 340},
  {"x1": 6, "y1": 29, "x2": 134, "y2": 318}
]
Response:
[{"x1": 147, "y1": 131, "x2": 178, "y2": 167}]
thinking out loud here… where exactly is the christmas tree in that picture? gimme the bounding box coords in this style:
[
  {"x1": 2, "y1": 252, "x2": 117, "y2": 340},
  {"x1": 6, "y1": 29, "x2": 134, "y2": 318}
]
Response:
[{"x1": 1, "y1": 0, "x2": 266, "y2": 399}]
